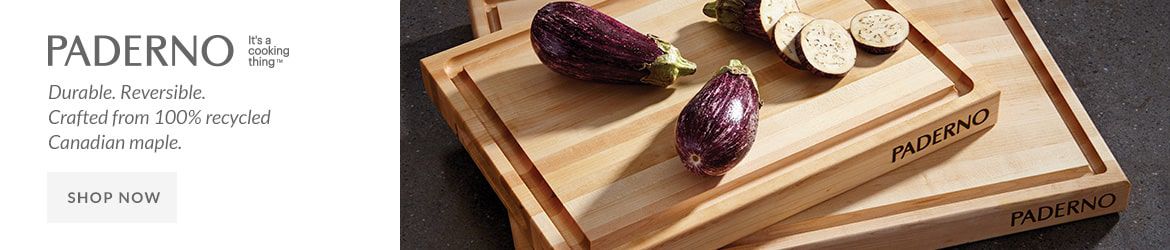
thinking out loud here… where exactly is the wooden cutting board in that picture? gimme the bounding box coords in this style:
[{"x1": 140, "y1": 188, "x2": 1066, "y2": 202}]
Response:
[
  {"x1": 460, "y1": 0, "x2": 1131, "y2": 249},
  {"x1": 427, "y1": 0, "x2": 1005, "y2": 248}
]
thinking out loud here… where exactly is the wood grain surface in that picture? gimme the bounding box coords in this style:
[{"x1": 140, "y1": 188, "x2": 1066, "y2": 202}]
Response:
[
  {"x1": 461, "y1": 0, "x2": 1132, "y2": 249},
  {"x1": 427, "y1": 0, "x2": 1022, "y2": 248}
]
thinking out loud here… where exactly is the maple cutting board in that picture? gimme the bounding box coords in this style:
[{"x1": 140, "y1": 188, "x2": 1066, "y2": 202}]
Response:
[
  {"x1": 426, "y1": 0, "x2": 1002, "y2": 248},
  {"x1": 462, "y1": 0, "x2": 1131, "y2": 249}
]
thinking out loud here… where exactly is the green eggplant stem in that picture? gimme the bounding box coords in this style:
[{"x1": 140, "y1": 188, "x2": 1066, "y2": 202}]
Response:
[
  {"x1": 720, "y1": 59, "x2": 752, "y2": 76},
  {"x1": 703, "y1": 2, "x2": 719, "y2": 17},
  {"x1": 702, "y1": 0, "x2": 748, "y2": 32},
  {"x1": 641, "y1": 36, "x2": 698, "y2": 87}
]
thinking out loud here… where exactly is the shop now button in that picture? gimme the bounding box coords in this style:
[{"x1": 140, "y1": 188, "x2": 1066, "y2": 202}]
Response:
[
  {"x1": 48, "y1": 172, "x2": 176, "y2": 223},
  {"x1": 67, "y1": 191, "x2": 163, "y2": 204}
]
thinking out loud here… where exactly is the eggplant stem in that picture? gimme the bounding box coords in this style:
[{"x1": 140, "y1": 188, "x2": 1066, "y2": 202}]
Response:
[
  {"x1": 720, "y1": 59, "x2": 757, "y2": 86},
  {"x1": 703, "y1": 0, "x2": 748, "y2": 32},
  {"x1": 702, "y1": 2, "x2": 719, "y2": 18},
  {"x1": 720, "y1": 59, "x2": 752, "y2": 75},
  {"x1": 641, "y1": 36, "x2": 698, "y2": 87}
]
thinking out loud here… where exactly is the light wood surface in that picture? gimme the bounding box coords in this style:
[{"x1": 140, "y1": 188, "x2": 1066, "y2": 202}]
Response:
[
  {"x1": 434, "y1": 0, "x2": 1007, "y2": 248},
  {"x1": 725, "y1": 0, "x2": 1130, "y2": 247},
  {"x1": 456, "y1": 0, "x2": 1131, "y2": 249}
]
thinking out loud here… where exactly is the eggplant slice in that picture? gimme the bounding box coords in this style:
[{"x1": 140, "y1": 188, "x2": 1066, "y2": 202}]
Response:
[
  {"x1": 797, "y1": 19, "x2": 857, "y2": 77},
  {"x1": 850, "y1": 9, "x2": 910, "y2": 54},
  {"x1": 772, "y1": 12, "x2": 816, "y2": 69}
]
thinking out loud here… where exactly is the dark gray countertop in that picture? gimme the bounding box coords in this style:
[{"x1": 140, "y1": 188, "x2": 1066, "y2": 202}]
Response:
[{"x1": 401, "y1": 0, "x2": 1168, "y2": 248}]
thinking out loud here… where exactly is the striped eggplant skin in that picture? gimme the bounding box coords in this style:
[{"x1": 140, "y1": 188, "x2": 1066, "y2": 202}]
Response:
[
  {"x1": 675, "y1": 59, "x2": 760, "y2": 176},
  {"x1": 703, "y1": 0, "x2": 798, "y2": 40},
  {"x1": 531, "y1": 2, "x2": 697, "y2": 87}
]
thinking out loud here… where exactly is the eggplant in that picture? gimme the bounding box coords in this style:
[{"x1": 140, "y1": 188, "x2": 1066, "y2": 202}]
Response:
[
  {"x1": 850, "y1": 9, "x2": 910, "y2": 54},
  {"x1": 676, "y1": 59, "x2": 760, "y2": 176},
  {"x1": 772, "y1": 12, "x2": 815, "y2": 69},
  {"x1": 531, "y1": 1, "x2": 697, "y2": 87},
  {"x1": 797, "y1": 19, "x2": 857, "y2": 77},
  {"x1": 703, "y1": 0, "x2": 799, "y2": 39}
]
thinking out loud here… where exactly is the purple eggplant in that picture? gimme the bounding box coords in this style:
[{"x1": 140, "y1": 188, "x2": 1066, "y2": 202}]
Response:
[
  {"x1": 531, "y1": 1, "x2": 697, "y2": 87},
  {"x1": 703, "y1": 0, "x2": 800, "y2": 40},
  {"x1": 676, "y1": 59, "x2": 760, "y2": 176}
]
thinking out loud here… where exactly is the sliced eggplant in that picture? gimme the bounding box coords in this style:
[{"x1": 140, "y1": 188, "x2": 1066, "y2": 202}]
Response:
[
  {"x1": 703, "y1": 0, "x2": 799, "y2": 39},
  {"x1": 796, "y1": 19, "x2": 856, "y2": 77},
  {"x1": 531, "y1": 1, "x2": 697, "y2": 87},
  {"x1": 676, "y1": 59, "x2": 761, "y2": 176},
  {"x1": 850, "y1": 9, "x2": 910, "y2": 54},
  {"x1": 771, "y1": 12, "x2": 815, "y2": 69}
]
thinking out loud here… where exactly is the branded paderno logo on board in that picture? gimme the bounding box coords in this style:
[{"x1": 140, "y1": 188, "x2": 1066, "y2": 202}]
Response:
[
  {"x1": 891, "y1": 107, "x2": 992, "y2": 163},
  {"x1": 1011, "y1": 193, "x2": 1118, "y2": 227}
]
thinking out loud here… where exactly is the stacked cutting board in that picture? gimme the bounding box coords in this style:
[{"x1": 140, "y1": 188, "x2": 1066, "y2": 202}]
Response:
[{"x1": 425, "y1": 0, "x2": 1131, "y2": 248}]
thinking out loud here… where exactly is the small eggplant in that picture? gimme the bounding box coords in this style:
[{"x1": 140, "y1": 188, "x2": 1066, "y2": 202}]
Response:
[
  {"x1": 531, "y1": 1, "x2": 697, "y2": 87},
  {"x1": 676, "y1": 59, "x2": 761, "y2": 176},
  {"x1": 703, "y1": 0, "x2": 799, "y2": 40}
]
